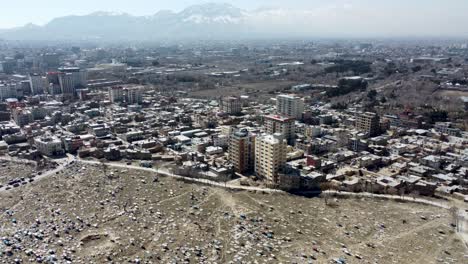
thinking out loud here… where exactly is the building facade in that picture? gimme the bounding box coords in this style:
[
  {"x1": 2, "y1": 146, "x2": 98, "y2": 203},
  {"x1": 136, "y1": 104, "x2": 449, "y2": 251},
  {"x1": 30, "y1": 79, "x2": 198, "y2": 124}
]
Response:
[
  {"x1": 229, "y1": 129, "x2": 256, "y2": 174},
  {"x1": 221, "y1": 96, "x2": 242, "y2": 115},
  {"x1": 356, "y1": 112, "x2": 380, "y2": 137},
  {"x1": 254, "y1": 133, "x2": 287, "y2": 183},
  {"x1": 29, "y1": 74, "x2": 46, "y2": 95},
  {"x1": 34, "y1": 135, "x2": 65, "y2": 157},
  {"x1": 276, "y1": 94, "x2": 304, "y2": 119},
  {"x1": 264, "y1": 114, "x2": 295, "y2": 144}
]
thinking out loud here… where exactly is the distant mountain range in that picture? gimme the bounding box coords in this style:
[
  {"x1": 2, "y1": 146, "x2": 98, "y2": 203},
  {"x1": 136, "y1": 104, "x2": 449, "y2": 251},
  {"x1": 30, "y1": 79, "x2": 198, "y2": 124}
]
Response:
[
  {"x1": 0, "y1": 3, "x2": 302, "y2": 41},
  {"x1": 2, "y1": 2, "x2": 465, "y2": 42}
]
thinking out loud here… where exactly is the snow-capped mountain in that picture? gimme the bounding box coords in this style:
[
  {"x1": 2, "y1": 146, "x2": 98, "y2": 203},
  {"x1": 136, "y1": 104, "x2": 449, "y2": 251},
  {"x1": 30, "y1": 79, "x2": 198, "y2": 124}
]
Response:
[
  {"x1": 177, "y1": 3, "x2": 246, "y2": 24},
  {"x1": 0, "y1": 3, "x2": 317, "y2": 41}
]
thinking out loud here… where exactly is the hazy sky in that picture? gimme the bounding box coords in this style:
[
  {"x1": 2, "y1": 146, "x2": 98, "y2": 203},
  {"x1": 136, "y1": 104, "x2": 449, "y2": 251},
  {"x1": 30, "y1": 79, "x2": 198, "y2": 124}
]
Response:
[{"x1": 1, "y1": 0, "x2": 468, "y2": 37}]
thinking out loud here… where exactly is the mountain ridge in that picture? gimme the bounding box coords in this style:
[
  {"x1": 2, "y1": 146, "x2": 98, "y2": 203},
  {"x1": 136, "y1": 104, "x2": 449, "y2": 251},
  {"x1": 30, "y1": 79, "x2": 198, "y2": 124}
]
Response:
[{"x1": 0, "y1": 3, "x2": 257, "y2": 41}]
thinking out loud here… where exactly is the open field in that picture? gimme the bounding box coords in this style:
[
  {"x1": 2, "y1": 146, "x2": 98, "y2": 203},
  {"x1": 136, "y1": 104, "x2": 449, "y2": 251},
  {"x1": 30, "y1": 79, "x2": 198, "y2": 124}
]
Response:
[
  {"x1": 0, "y1": 160, "x2": 36, "y2": 186},
  {"x1": 435, "y1": 89, "x2": 468, "y2": 97},
  {"x1": 189, "y1": 80, "x2": 296, "y2": 101},
  {"x1": 0, "y1": 161, "x2": 465, "y2": 263}
]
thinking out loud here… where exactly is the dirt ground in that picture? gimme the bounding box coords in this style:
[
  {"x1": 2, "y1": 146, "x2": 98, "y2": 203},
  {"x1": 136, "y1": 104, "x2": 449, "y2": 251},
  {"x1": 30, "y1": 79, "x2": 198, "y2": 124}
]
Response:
[
  {"x1": 0, "y1": 162, "x2": 465, "y2": 263},
  {"x1": 0, "y1": 160, "x2": 36, "y2": 186},
  {"x1": 189, "y1": 80, "x2": 296, "y2": 102}
]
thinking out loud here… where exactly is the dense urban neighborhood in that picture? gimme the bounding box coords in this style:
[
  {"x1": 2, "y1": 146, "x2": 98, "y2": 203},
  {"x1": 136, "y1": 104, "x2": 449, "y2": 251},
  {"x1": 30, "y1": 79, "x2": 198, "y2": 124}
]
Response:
[{"x1": 0, "y1": 23, "x2": 468, "y2": 263}]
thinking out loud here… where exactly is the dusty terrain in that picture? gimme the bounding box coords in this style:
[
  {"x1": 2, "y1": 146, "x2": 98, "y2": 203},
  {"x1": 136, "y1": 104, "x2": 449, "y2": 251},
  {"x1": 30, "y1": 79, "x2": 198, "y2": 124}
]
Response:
[
  {"x1": 0, "y1": 160, "x2": 36, "y2": 186},
  {"x1": 0, "y1": 161, "x2": 465, "y2": 263},
  {"x1": 189, "y1": 80, "x2": 296, "y2": 102}
]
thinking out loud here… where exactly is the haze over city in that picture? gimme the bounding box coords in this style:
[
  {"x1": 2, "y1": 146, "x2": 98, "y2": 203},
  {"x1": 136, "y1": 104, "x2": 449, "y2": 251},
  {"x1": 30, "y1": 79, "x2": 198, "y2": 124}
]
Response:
[{"x1": 0, "y1": 0, "x2": 467, "y2": 38}]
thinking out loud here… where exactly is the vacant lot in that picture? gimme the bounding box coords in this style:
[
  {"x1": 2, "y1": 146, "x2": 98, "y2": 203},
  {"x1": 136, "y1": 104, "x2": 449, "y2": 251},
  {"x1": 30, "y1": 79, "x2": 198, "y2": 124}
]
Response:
[
  {"x1": 0, "y1": 162, "x2": 465, "y2": 263},
  {"x1": 190, "y1": 80, "x2": 296, "y2": 102},
  {"x1": 0, "y1": 159, "x2": 36, "y2": 186}
]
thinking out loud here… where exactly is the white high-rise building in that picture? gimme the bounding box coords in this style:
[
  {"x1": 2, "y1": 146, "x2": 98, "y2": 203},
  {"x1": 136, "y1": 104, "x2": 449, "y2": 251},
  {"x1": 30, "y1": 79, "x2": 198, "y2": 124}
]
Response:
[
  {"x1": 254, "y1": 133, "x2": 287, "y2": 184},
  {"x1": 276, "y1": 94, "x2": 304, "y2": 119}
]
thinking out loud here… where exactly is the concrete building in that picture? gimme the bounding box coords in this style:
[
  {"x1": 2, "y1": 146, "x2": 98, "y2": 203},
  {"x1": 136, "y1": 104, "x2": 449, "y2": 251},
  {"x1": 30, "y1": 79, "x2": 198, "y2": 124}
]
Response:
[
  {"x1": 109, "y1": 86, "x2": 126, "y2": 103},
  {"x1": 12, "y1": 108, "x2": 33, "y2": 127},
  {"x1": 0, "y1": 83, "x2": 19, "y2": 100},
  {"x1": 57, "y1": 67, "x2": 88, "y2": 95},
  {"x1": 58, "y1": 67, "x2": 87, "y2": 87},
  {"x1": 264, "y1": 114, "x2": 295, "y2": 144},
  {"x1": 109, "y1": 86, "x2": 143, "y2": 104},
  {"x1": 34, "y1": 135, "x2": 65, "y2": 157},
  {"x1": 255, "y1": 133, "x2": 287, "y2": 183},
  {"x1": 356, "y1": 112, "x2": 380, "y2": 137},
  {"x1": 229, "y1": 129, "x2": 256, "y2": 174},
  {"x1": 126, "y1": 87, "x2": 143, "y2": 105},
  {"x1": 58, "y1": 73, "x2": 76, "y2": 95},
  {"x1": 221, "y1": 96, "x2": 242, "y2": 115},
  {"x1": 46, "y1": 72, "x2": 62, "y2": 95},
  {"x1": 212, "y1": 134, "x2": 229, "y2": 147},
  {"x1": 276, "y1": 94, "x2": 304, "y2": 119},
  {"x1": 29, "y1": 74, "x2": 46, "y2": 95}
]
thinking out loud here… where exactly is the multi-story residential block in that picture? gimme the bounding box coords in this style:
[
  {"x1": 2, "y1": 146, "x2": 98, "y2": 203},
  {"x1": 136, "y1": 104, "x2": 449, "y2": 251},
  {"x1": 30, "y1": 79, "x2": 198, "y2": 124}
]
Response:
[
  {"x1": 221, "y1": 96, "x2": 242, "y2": 115},
  {"x1": 255, "y1": 133, "x2": 287, "y2": 183},
  {"x1": 356, "y1": 112, "x2": 380, "y2": 137},
  {"x1": 212, "y1": 134, "x2": 229, "y2": 147},
  {"x1": 109, "y1": 86, "x2": 126, "y2": 103},
  {"x1": 58, "y1": 73, "x2": 76, "y2": 95},
  {"x1": 127, "y1": 87, "x2": 143, "y2": 104},
  {"x1": 109, "y1": 86, "x2": 143, "y2": 104},
  {"x1": 276, "y1": 94, "x2": 304, "y2": 119},
  {"x1": 264, "y1": 114, "x2": 295, "y2": 144},
  {"x1": 229, "y1": 129, "x2": 256, "y2": 174},
  {"x1": 11, "y1": 108, "x2": 33, "y2": 127},
  {"x1": 434, "y1": 122, "x2": 461, "y2": 137},
  {"x1": 58, "y1": 67, "x2": 88, "y2": 87},
  {"x1": 29, "y1": 73, "x2": 46, "y2": 95}
]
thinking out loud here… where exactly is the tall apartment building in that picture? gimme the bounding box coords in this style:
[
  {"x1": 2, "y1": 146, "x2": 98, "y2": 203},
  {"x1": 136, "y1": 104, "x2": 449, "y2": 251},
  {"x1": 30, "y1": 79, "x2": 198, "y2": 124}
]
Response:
[
  {"x1": 229, "y1": 129, "x2": 256, "y2": 174},
  {"x1": 29, "y1": 74, "x2": 46, "y2": 95},
  {"x1": 57, "y1": 67, "x2": 88, "y2": 95},
  {"x1": 221, "y1": 96, "x2": 242, "y2": 115},
  {"x1": 264, "y1": 114, "x2": 295, "y2": 144},
  {"x1": 127, "y1": 87, "x2": 143, "y2": 104},
  {"x1": 356, "y1": 112, "x2": 380, "y2": 137},
  {"x1": 45, "y1": 72, "x2": 62, "y2": 95},
  {"x1": 59, "y1": 73, "x2": 76, "y2": 95},
  {"x1": 109, "y1": 87, "x2": 125, "y2": 103},
  {"x1": 276, "y1": 94, "x2": 304, "y2": 119},
  {"x1": 255, "y1": 133, "x2": 287, "y2": 183}
]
